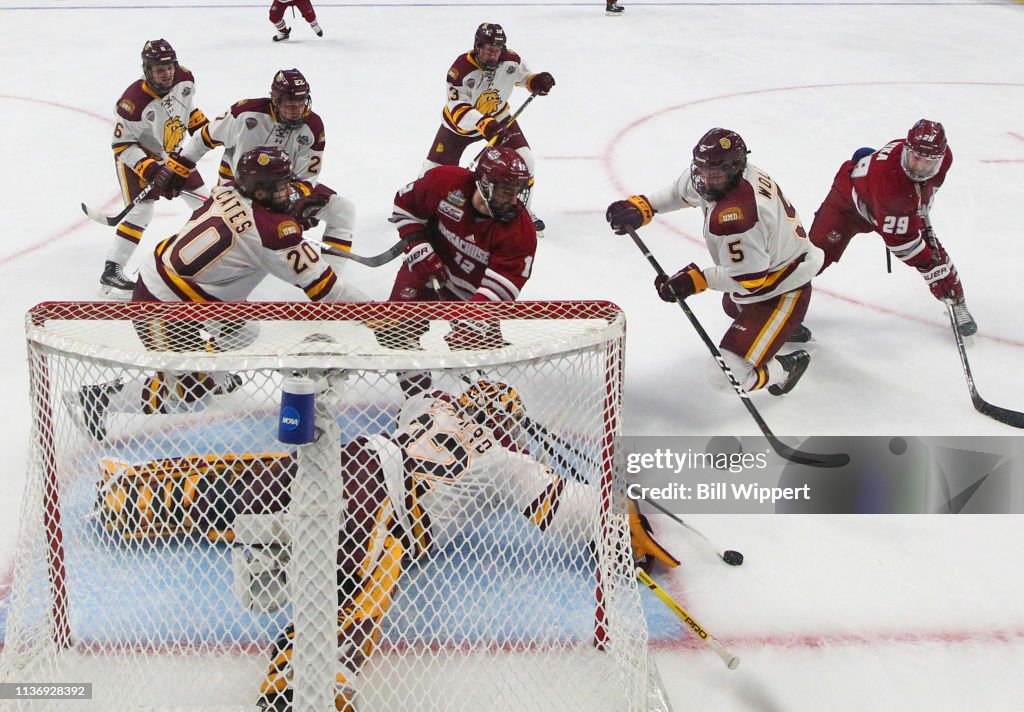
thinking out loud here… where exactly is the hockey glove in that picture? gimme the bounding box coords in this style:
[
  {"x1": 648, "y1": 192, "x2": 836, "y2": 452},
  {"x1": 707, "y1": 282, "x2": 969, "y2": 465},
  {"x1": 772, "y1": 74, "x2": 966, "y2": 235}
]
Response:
[
  {"x1": 628, "y1": 499, "x2": 680, "y2": 570},
  {"x1": 526, "y1": 72, "x2": 556, "y2": 96},
  {"x1": 404, "y1": 239, "x2": 446, "y2": 286},
  {"x1": 606, "y1": 195, "x2": 654, "y2": 235},
  {"x1": 289, "y1": 193, "x2": 330, "y2": 229},
  {"x1": 920, "y1": 257, "x2": 964, "y2": 302},
  {"x1": 655, "y1": 263, "x2": 707, "y2": 302},
  {"x1": 151, "y1": 152, "x2": 196, "y2": 199},
  {"x1": 475, "y1": 115, "x2": 503, "y2": 142}
]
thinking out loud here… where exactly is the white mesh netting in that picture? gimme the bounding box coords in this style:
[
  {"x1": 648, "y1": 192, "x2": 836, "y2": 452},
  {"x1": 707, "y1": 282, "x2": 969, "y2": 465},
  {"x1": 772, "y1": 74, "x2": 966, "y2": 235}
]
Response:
[{"x1": 1, "y1": 300, "x2": 665, "y2": 712}]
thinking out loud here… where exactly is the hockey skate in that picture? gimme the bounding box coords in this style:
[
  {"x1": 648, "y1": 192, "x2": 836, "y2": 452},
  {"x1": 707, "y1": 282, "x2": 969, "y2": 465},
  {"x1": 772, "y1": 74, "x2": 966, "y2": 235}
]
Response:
[
  {"x1": 768, "y1": 350, "x2": 810, "y2": 396},
  {"x1": 786, "y1": 324, "x2": 812, "y2": 343},
  {"x1": 606, "y1": 2, "x2": 625, "y2": 15},
  {"x1": 311, "y1": 21, "x2": 324, "y2": 37},
  {"x1": 64, "y1": 378, "x2": 124, "y2": 442},
  {"x1": 272, "y1": 27, "x2": 291, "y2": 42},
  {"x1": 951, "y1": 299, "x2": 977, "y2": 337},
  {"x1": 99, "y1": 260, "x2": 136, "y2": 300}
]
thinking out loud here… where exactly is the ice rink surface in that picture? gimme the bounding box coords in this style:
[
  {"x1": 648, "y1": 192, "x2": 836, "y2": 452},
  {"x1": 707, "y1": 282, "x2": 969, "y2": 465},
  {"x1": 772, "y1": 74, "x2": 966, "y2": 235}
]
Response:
[{"x1": 2, "y1": 0, "x2": 1023, "y2": 709}]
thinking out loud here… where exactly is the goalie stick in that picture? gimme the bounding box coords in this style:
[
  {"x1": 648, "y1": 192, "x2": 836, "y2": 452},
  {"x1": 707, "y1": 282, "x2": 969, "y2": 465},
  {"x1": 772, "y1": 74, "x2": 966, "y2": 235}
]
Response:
[
  {"x1": 945, "y1": 300, "x2": 1024, "y2": 428},
  {"x1": 81, "y1": 183, "x2": 156, "y2": 226},
  {"x1": 622, "y1": 227, "x2": 849, "y2": 469},
  {"x1": 636, "y1": 568, "x2": 740, "y2": 670}
]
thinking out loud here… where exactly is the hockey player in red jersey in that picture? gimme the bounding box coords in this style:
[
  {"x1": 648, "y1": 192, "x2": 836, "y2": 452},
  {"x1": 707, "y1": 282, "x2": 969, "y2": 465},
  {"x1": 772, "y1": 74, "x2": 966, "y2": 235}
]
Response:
[
  {"x1": 269, "y1": 0, "x2": 323, "y2": 42},
  {"x1": 103, "y1": 39, "x2": 209, "y2": 298},
  {"x1": 89, "y1": 379, "x2": 678, "y2": 711},
  {"x1": 421, "y1": 22, "x2": 555, "y2": 233},
  {"x1": 379, "y1": 146, "x2": 537, "y2": 355},
  {"x1": 807, "y1": 119, "x2": 976, "y2": 336},
  {"x1": 607, "y1": 128, "x2": 823, "y2": 397}
]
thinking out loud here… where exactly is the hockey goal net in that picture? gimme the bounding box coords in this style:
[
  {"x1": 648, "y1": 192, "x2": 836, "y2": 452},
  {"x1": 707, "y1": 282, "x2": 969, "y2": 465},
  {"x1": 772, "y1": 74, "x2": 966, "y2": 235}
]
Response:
[{"x1": 1, "y1": 300, "x2": 667, "y2": 712}]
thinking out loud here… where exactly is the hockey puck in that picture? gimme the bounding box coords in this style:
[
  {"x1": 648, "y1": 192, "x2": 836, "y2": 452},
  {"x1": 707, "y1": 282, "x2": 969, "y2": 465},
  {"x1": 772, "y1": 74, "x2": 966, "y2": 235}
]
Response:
[{"x1": 722, "y1": 550, "x2": 744, "y2": 566}]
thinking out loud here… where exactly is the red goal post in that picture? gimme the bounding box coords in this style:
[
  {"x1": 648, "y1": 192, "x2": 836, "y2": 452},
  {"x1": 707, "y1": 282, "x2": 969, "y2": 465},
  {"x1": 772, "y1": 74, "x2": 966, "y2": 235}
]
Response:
[{"x1": 3, "y1": 300, "x2": 668, "y2": 712}]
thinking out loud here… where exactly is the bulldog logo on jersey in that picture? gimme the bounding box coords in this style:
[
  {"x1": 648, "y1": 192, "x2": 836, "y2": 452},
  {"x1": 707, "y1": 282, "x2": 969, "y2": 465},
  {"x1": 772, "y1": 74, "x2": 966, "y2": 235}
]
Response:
[
  {"x1": 475, "y1": 90, "x2": 501, "y2": 116},
  {"x1": 162, "y1": 117, "x2": 186, "y2": 153}
]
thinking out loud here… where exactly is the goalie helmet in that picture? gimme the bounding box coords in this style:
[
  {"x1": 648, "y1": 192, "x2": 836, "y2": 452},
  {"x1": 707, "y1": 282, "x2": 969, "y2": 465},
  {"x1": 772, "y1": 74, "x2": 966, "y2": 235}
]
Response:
[
  {"x1": 270, "y1": 68, "x2": 312, "y2": 130},
  {"x1": 475, "y1": 147, "x2": 531, "y2": 224},
  {"x1": 235, "y1": 147, "x2": 294, "y2": 213},
  {"x1": 456, "y1": 380, "x2": 525, "y2": 433},
  {"x1": 901, "y1": 119, "x2": 947, "y2": 182},
  {"x1": 689, "y1": 128, "x2": 749, "y2": 201},
  {"x1": 473, "y1": 23, "x2": 507, "y2": 70},
  {"x1": 141, "y1": 39, "x2": 177, "y2": 97}
]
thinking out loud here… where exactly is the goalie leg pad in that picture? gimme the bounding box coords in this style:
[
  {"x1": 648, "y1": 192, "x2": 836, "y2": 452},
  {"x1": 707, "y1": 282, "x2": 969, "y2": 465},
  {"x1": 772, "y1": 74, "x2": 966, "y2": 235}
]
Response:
[{"x1": 628, "y1": 498, "x2": 680, "y2": 570}]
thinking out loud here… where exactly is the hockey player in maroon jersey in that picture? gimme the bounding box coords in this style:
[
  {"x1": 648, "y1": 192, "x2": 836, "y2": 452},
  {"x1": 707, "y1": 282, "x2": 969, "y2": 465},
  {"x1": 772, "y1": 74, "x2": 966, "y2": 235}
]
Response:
[
  {"x1": 380, "y1": 146, "x2": 538, "y2": 355},
  {"x1": 269, "y1": 0, "x2": 323, "y2": 42},
  {"x1": 71, "y1": 147, "x2": 354, "y2": 443},
  {"x1": 103, "y1": 39, "x2": 209, "y2": 298},
  {"x1": 806, "y1": 119, "x2": 977, "y2": 336},
  {"x1": 607, "y1": 128, "x2": 824, "y2": 397},
  {"x1": 89, "y1": 379, "x2": 678, "y2": 711},
  {"x1": 421, "y1": 23, "x2": 555, "y2": 233}
]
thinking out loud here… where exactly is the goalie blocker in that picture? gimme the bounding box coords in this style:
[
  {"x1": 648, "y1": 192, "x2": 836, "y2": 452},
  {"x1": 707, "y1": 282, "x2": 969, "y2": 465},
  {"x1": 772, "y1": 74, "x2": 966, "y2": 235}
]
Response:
[{"x1": 94, "y1": 380, "x2": 679, "y2": 710}]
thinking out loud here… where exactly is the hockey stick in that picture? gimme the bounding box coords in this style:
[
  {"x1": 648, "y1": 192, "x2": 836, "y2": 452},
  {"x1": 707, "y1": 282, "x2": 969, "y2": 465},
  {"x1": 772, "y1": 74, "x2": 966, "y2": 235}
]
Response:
[
  {"x1": 467, "y1": 94, "x2": 538, "y2": 170},
  {"x1": 82, "y1": 183, "x2": 157, "y2": 226},
  {"x1": 177, "y1": 189, "x2": 408, "y2": 268},
  {"x1": 636, "y1": 567, "x2": 740, "y2": 670},
  {"x1": 640, "y1": 498, "x2": 744, "y2": 566},
  {"x1": 945, "y1": 301, "x2": 1024, "y2": 428},
  {"x1": 623, "y1": 227, "x2": 848, "y2": 468}
]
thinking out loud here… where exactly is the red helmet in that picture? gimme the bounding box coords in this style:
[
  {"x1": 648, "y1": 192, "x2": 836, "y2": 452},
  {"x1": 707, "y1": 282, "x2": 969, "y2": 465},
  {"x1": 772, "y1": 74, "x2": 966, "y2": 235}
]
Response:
[
  {"x1": 270, "y1": 69, "x2": 312, "y2": 129},
  {"x1": 902, "y1": 119, "x2": 947, "y2": 182},
  {"x1": 235, "y1": 147, "x2": 294, "y2": 212},
  {"x1": 473, "y1": 23, "x2": 507, "y2": 70},
  {"x1": 475, "y1": 146, "x2": 531, "y2": 223},
  {"x1": 141, "y1": 39, "x2": 177, "y2": 96},
  {"x1": 690, "y1": 128, "x2": 749, "y2": 200}
]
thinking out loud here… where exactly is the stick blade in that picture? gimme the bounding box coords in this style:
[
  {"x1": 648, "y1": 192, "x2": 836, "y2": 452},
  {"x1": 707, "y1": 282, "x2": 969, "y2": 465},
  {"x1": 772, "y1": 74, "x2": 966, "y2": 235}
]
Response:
[
  {"x1": 978, "y1": 402, "x2": 1024, "y2": 429},
  {"x1": 81, "y1": 202, "x2": 120, "y2": 226},
  {"x1": 769, "y1": 437, "x2": 850, "y2": 468}
]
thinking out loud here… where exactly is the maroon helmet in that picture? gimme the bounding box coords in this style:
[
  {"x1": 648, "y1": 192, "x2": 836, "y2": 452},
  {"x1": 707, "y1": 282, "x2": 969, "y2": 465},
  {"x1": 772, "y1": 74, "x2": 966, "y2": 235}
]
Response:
[
  {"x1": 475, "y1": 146, "x2": 531, "y2": 223},
  {"x1": 235, "y1": 147, "x2": 294, "y2": 212},
  {"x1": 902, "y1": 119, "x2": 947, "y2": 182},
  {"x1": 690, "y1": 128, "x2": 749, "y2": 201},
  {"x1": 473, "y1": 23, "x2": 507, "y2": 70},
  {"x1": 141, "y1": 39, "x2": 177, "y2": 96},
  {"x1": 270, "y1": 69, "x2": 312, "y2": 129}
]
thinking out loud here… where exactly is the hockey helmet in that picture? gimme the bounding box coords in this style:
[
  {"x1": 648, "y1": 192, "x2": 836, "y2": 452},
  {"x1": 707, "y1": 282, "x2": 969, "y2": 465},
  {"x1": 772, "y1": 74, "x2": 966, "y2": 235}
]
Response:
[
  {"x1": 690, "y1": 128, "x2": 749, "y2": 201},
  {"x1": 475, "y1": 146, "x2": 531, "y2": 223},
  {"x1": 235, "y1": 147, "x2": 294, "y2": 212},
  {"x1": 271, "y1": 69, "x2": 312, "y2": 129},
  {"x1": 473, "y1": 23, "x2": 507, "y2": 70},
  {"x1": 141, "y1": 39, "x2": 177, "y2": 96},
  {"x1": 902, "y1": 119, "x2": 947, "y2": 182}
]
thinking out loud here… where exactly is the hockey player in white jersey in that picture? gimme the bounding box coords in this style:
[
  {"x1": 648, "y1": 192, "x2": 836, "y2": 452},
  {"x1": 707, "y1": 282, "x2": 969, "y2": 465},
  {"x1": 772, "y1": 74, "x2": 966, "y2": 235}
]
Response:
[
  {"x1": 103, "y1": 39, "x2": 210, "y2": 298},
  {"x1": 607, "y1": 128, "x2": 824, "y2": 396},
  {"x1": 89, "y1": 379, "x2": 678, "y2": 711},
  {"x1": 71, "y1": 147, "x2": 361, "y2": 443},
  {"x1": 421, "y1": 23, "x2": 555, "y2": 233},
  {"x1": 170, "y1": 68, "x2": 359, "y2": 276}
]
